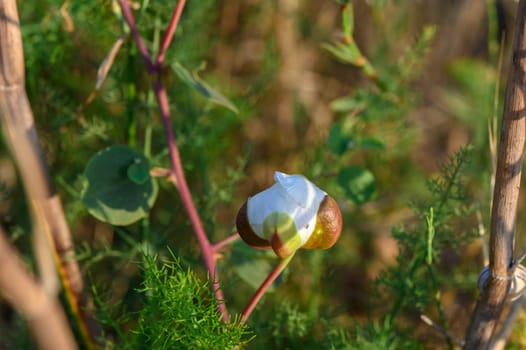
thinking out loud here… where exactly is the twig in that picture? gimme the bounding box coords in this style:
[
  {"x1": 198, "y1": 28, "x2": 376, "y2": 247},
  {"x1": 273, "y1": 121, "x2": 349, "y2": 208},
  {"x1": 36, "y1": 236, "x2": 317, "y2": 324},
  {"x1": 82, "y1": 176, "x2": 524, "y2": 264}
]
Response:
[
  {"x1": 0, "y1": 225, "x2": 77, "y2": 349},
  {"x1": 119, "y1": 0, "x2": 229, "y2": 321},
  {"x1": 476, "y1": 210, "x2": 489, "y2": 266},
  {"x1": 119, "y1": 0, "x2": 155, "y2": 72},
  {"x1": 513, "y1": 251, "x2": 526, "y2": 270},
  {"x1": 464, "y1": 2, "x2": 526, "y2": 348},
  {"x1": 241, "y1": 253, "x2": 295, "y2": 325},
  {"x1": 212, "y1": 233, "x2": 240, "y2": 253},
  {"x1": 420, "y1": 314, "x2": 464, "y2": 347},
  {"x1": 155, "y1": 0, "x2": 186, "y2": 66}
]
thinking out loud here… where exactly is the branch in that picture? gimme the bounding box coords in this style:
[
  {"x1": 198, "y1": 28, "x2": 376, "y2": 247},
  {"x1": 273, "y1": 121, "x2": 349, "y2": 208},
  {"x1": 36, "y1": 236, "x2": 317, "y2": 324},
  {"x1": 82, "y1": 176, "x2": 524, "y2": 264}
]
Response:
[
  {"x1": 119, "y1": 0, "x2": 155, "y2": 72},
  {"x1": 464, "y1": 2, "x2": 526, "y2": 348},
  {"x1": 0, "y1": 225, "x2": 77, "y2": 350},
  {"x1": 420, "y1": 314, "x2": 464, "y2": 347},
  {"x1": 152, "y1": 78, "x2": 228, "y2": 319},
  {"x1": 155, "y1": 0, "x2": 186, "y2": 66},
  {"x1": 212, "y1": 233, "x2": 240, "y2": 253},
  {"x1": 119, "y1": 0, "x2": 229, "y2": 321},
  {"x1": 0, "y1": 1, "x2": 97, "y2": 347}
]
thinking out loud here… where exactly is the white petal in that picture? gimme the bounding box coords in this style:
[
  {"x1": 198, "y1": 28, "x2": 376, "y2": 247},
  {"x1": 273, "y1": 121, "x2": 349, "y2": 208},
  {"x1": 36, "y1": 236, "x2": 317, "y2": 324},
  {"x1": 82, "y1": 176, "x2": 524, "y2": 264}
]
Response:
[
  {"x1": 274, "y1": 171, "x2": 326, "y2": 209},
  {"x1": 247, "y1": 171, "x2": 326, "y2": 244}
]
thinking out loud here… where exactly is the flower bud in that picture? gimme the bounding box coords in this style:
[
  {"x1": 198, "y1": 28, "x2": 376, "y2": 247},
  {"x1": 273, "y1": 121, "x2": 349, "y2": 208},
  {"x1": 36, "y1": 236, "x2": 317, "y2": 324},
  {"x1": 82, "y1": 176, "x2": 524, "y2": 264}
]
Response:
[{"x1": 236, "y1": 171, "x2": 342, "y2": 258}]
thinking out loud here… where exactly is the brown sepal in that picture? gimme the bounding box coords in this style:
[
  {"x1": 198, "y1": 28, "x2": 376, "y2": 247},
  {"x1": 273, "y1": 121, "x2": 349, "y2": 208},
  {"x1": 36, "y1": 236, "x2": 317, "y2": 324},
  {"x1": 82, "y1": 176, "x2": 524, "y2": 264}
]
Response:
[
  {"x1": 236, "y1": 201, "x2": 271, "y2": 248},
  {"x1": 302, "y1": 195, "x2": 342, "y2": 250}
]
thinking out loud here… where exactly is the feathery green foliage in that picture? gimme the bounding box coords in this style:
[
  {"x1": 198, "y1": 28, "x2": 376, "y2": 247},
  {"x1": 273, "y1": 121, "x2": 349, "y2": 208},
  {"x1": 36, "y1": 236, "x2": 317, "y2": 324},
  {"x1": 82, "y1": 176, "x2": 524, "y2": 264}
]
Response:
[
  {"x1": 96, "y1": 254, "x2": 250, "y2": 349},
  {"x1": 377, "y1": 146, "x2": 478, "y2": 344}
]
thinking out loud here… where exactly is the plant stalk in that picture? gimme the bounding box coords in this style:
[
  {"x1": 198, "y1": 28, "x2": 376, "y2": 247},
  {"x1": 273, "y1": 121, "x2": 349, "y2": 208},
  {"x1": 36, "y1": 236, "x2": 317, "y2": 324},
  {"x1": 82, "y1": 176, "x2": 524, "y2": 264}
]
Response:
[
  {"x1": 120, "y1": 0, "x2": 229, "y2": 321},
  {"x1": 241, "y1": 253, "x2": 295, "y2": 325},
  {"x1": 0, "y1": 225, "x2": 77, "y2": 350},
  {"x1": 155, "y1": 0, "x2": 186, "y2": 66},
  {"x1": 464, "y1": 2, "x2": 526, "y2": 348},
  {"x1": 119, "y1": 0, "x2": 155, "y2": 72}
]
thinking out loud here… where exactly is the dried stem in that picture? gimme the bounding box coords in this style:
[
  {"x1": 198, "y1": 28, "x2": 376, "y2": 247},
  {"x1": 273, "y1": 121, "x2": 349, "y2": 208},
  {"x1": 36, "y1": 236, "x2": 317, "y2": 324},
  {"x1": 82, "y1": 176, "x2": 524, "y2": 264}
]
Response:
[
  {"x1": 0, "y1": 0, "x2": 97, "y2": 347},
  {"x1": 0, "y1": 225, "x2": 77, "y2": 350},
  {"x1": 490, "y1": 295, "x2": 526, "y2": 350},
  {"x1": 119, "y1": 0, "x2": 229, "y2": 320},
  {"x1": 420, "y1": 314, "x2": 464, "y2": 347},
  {"x1": 464, "y1": 2, "x2": 526, "y2": 348}
]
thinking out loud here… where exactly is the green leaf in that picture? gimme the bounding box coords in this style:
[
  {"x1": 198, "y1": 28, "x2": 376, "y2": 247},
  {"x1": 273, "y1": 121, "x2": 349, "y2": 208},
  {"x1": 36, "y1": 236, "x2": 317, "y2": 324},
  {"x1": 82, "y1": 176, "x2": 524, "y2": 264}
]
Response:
[
  {"x1": 231, "y1": 240, "x2": 282, "y2": 291},
  {"x1": 329, "y1": 96, "x2": 366, "y2": 112},
  {"x1": 81, "y1": 145, "x2": 158, "y2": 226},
  {"x1": 322, "y1": 40, "x2": 377, "y2": 79},
  {"x1": 360, "y1": 137, "x2": 385, "y2": 150},
  {"x1": 338, "y1": 166, "x2": 377, "y2": 205},
  {"x1": 328, "y1": 123, "x2": 352, "y2": 155},
  {"x1": 322, "y1": 42, "x2": 362, "y2": 66},
  {"x1": 172, "y1": 61, "x2": 238, "y2": 113}
]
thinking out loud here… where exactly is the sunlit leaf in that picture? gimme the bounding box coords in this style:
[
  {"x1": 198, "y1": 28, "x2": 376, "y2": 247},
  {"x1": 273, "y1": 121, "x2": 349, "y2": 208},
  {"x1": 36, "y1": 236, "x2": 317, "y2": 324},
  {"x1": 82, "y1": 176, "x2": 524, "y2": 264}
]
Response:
[
  {"x1": 322, "y1": 42, "x2": 363, "y2": 66},
  {"x1": 323, "y1": 40, "x2": 377, "y2": 79}
]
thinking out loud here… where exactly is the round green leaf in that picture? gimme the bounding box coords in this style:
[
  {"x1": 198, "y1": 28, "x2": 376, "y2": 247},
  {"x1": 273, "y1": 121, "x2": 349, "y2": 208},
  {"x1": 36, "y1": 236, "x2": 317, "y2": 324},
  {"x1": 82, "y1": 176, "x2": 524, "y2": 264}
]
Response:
[
  {"x1": 81, "y1": 145, "x2": 158, "y2": 226},
  {"x1": 338, "y1": 166, "x2": 377, "y2": 205}
]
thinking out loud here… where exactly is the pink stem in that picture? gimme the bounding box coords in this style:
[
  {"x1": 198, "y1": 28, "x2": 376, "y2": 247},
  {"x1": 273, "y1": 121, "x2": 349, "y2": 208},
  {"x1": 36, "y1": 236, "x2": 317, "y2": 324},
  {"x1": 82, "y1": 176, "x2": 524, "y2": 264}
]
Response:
[
  {"x1": 212, "y1": 233, "x2": 240, "y2": 253},
  {"x1": 241, "y1": 253, "x2": 295, "y2": 325},
  {"x1": 119, "y1": 0, "x2": 155, "y2": 72},
  {"x1": 119, "y1": 0, "x2": 229, "y2": 321},
  {"x1": 153, "y1": 78, "x2": 228, "y2": 321},
  {"x1": 155, "y1": 0, "x2": 186, "y2": 66}
]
